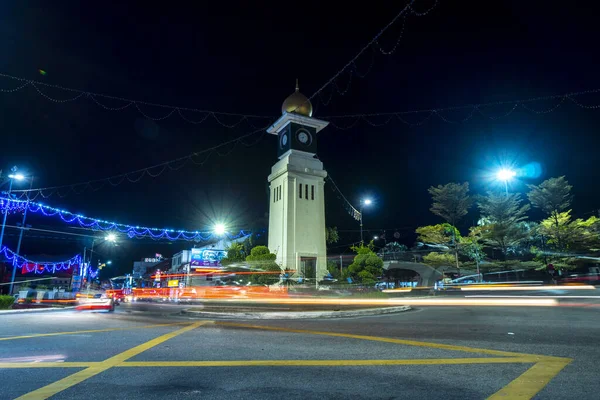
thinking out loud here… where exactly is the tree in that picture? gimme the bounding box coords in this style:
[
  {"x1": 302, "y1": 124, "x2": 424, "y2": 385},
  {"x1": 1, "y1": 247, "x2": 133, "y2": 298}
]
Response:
[
  {"x1": 459, "y1": 226, "x2": 487, "y2": 280},
  {"x1": 539, "y1": 210, "x2": 600, "y2": 254},
  {"x1": 221, "y1": 242, "x2": 246, "y2": 266},
  {"x1": 346, "y1": 243, "x2": 383, "y2": 285},
  {"x1": 325, "y1": 226, "x2": 340, "y2": 245},
  {"x1": 528, "y1": 177, "x2": 573, "y2": 251},
  {"x1": 527, "y1": 176, "x2": 573, "y2": 216},
  {"x1": 416, "y1": 224, "x2": 460, "y2": 248},
  {"x1": 245, "y1": 246, "x2": 281, "y2": 286},
  {"x1": 422, "y1": 252, "x2": 455, "y2": 271},
  {"x1": 477, "y1": 191, "x2": 530, "y2": 256},
  {"x1": 428, "y1": 182, "x2": 472, "y2": 269}
]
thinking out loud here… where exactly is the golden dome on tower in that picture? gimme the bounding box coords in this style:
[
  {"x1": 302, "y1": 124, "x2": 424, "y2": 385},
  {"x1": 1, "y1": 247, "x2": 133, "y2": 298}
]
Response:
[{"x1": 281, "y1": 79, "x2": 313, "y2": 117}]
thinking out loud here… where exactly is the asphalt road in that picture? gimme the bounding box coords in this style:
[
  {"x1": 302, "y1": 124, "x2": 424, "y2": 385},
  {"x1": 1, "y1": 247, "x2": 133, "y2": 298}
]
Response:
[{"x1": 1, "y1": 294, "x2": 599, "y2": 399}]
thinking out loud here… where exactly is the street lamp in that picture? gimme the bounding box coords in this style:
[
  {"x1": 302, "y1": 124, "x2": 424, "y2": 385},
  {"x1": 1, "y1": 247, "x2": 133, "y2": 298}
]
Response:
[
  {"x1": 359, "y1": 198, "x2": 373, "y2": 245},
  {"x1": 496, "y1": 168, "x2": 516, "y2": 195},
  {"x1": 106, "y1": 233, "x2": 117, "y2": 242},
  {"x1": 1, "y1": 167, "x2": 32, "y2": 294},
  {"x1": 214, "y1": 223, "x2": 226, "y2": 236},
  {"x1": 7, "y1": 173, "x2": 25, "y2": 181}
]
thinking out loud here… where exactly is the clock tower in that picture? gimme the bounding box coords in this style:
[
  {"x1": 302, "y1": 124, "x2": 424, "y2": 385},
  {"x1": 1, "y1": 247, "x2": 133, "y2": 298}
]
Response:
[{"x1": 267, "y1": 81, "x2": 329, "y2": 282}]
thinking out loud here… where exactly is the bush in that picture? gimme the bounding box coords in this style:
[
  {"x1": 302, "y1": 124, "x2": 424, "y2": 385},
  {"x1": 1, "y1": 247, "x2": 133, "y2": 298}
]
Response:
[{"x1": 0, "y1": 295, "x2": 16, "y2": 309}]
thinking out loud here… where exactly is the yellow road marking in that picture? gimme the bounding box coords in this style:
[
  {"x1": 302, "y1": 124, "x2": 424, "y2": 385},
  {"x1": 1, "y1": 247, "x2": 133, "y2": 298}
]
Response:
[
  {"x1": 0, "y1": 322, "x2": 189, "y2": 341},
  {"x1": 15, "y1": 322, "x2": 207, "y2": 400},
  {"x1": 488, "y1": 358, "x2": 572, "y2": 399},
  {"x1": 0, "y1": 362, "x2": 99, "y2": 368},
  {"x1": 121, "y1": 357, "x2": 538, "y2": 367},
  {"x1": 216, "y1": 322, "x2": 542, "y2": 358},
  {"x1": 7, "y1": 320, "x2": 572, "y2": 400}
]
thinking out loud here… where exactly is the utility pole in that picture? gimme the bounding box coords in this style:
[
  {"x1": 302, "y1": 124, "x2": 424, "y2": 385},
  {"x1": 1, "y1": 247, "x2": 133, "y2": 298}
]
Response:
[{"x1": 9, "y1": 177, "x2": 34, "y2": 294}]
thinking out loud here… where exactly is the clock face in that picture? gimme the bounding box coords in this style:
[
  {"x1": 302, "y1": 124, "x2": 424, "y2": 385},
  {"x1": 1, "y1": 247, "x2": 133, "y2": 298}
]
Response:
[
  {"x1": 280, "y1": 133, "x2": 288, "y2": 148},
  {"x1": 297, "y1": 130, "x2": 311, "y2": 145}
]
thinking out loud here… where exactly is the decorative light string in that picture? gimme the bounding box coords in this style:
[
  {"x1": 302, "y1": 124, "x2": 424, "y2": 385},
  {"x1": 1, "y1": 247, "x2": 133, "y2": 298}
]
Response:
[
  {"x1": 0, "y1": 197, "x2": 250, "y2": 242},
  {"x1": 0, "y1": 72, "x2": 274, "y2": 127},
  {"x1": 0, "y1": 245, "x2": 81, "y2": 275},
  {"x1": 292, "y1": 0, "x2": 439, "y2": 115},
  {"x1": 323, "y1": 87, "x2": 600, "y2": 129},
  {"x1": 11, "y1": 126, "x2": 269, "y2": 200},
  {"x1": 1, "y1": 1, "x2": 437, "y2": 131},
  {"x1": 325, "y1": 174, "x2": 361, "y2": 221}
]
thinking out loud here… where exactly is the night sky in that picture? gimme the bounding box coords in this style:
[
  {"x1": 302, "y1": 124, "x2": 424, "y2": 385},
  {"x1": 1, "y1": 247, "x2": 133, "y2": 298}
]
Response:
[{"x1": 1, "y1": 1, "x2": 599, "y2": 275}]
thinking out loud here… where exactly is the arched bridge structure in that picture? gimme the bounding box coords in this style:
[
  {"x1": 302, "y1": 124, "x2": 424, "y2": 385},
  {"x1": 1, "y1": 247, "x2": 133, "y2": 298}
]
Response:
[{"x1": 383, "y1": 261, "x2": 443, "y2": 287}]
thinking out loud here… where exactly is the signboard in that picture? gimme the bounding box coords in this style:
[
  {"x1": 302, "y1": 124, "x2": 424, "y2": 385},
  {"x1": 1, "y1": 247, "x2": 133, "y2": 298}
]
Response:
[
  {"x1": 154, "y1": 270, "x2": 161, "y2": 282},
  {"x1": 144, "y1": 258, "x2": 161, "y2": 263},
  {"x1": 190, "y1": 248, "x2": 226, "y2": 267},
  {"x1": 72, "y1": 275, "x2": 82, "y2": 289},
  {"x1": 167, "y1": 280, "x2": 179, "y2": 288}
]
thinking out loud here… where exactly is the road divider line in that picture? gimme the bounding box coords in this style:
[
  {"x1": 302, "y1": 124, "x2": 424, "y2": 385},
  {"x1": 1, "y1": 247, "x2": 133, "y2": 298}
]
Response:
[
  {"x1": 15, "y1": 322, "x2": 209, "y2": 400},
  {"x1": 488, "y1": 359, "x2": 572, "y2": 399},
  {"x1": 216, "y1": 322, "x2": 547, "y2": 358},
  {"x1": 119, "y1": 357, "x2": 539, "y2": 367},
  {"x1": 0, "y1": 322, "x2": 190, "y2": 341}
]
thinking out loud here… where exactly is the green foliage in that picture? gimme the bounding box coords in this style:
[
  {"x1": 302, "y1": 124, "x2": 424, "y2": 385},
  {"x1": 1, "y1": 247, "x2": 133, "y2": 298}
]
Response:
[
  {"x1": 415, "y1": 223, "x2": 460, "y2": 246},
  {"x1": 428, "y1": 182, "x2": 472, "y2": 226},
  {"x1": 527, "y1": 176, "x2": 573, "y2": 216},
  {"x1": 422, "y1": 252, "x2": 456, "y2": 269},
  {"x1": 0, "y1": 295, "x2": 15, "y2": 309},
  {"x1": 477, "y1": 260, "x2": 542, "y2": 273},
  {"x1": 539, "y1": 210, "x2": 600, "y2": 252},
  {"x1": 221, "y1": 242, "x2": 246, "y2": 265},
  {"x1": 477, "y1": 191, "x2": 530, "y2": 255},
  {"x1": 325, "y1": 226, "x2": 340, "y2": 245},
  {"x1": 245, "y1": 246, "x2": 281, "y2": 286},
  {"x1": 460, "y1": 232, "x2": 485, "y2": 264},
  {"x1": 326, "y1": 260, "x2": 342, "y2": 280},
  {"x1": 346, "y1": 244, "x2": 383, "y2": 285}
]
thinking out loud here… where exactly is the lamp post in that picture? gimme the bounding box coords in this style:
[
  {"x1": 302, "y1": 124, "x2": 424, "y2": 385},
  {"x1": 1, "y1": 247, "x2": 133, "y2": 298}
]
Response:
[
  {"x1": 359, "y1": 198, "x2": 372, "y2": 245},
  {"x1": 0, "y1": 167, "x2": 25, "y2": 255},
  {"x1": 496, "y1": 169, "x2": 516, "y2": 196},
  {"x1": 9, "y1": 174, "x2": 34, "y2": 294}
]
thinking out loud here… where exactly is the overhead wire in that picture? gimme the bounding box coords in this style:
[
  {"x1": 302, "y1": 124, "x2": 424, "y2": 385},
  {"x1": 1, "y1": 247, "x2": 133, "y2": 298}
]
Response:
[
  {"x1": 323, "y1": 87, "x2": 600, "y2": 129},
  {"x1": 11, "y1": 125, "x2": 270, "y2": 199},
  {"x1": 0, "y1": 72, "x2": 274, "y2": 127}
]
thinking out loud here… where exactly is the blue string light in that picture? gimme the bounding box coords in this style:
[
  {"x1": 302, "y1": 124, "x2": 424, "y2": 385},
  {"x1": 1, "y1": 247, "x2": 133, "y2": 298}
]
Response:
[
  {"x1": 0, "y1": 245, "x2": 81, "y2": 275},
  {"x1": 0, "y1": 197, "x2": 250, "y2": 242}
]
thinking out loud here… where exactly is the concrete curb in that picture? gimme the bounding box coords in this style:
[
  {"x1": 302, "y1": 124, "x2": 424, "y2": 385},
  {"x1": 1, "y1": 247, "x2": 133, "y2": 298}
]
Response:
[
  {"x1": 181, "y1": 305, "x2": 411, "y2": 320},
  {"x1": 0, "y1": 306, "x2": 76, "y2": 315}
]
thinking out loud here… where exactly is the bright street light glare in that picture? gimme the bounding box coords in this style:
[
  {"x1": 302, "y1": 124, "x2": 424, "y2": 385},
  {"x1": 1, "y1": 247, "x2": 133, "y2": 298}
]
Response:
[
  {"x1": 214, "y1": 223, "x2": 226, "y2": 235},
  {"x1": 496, "y1": 169, "x2": 516, "y2": 181},
  {"x1": 363, "y1": 199, "x2": 372, "y2": 205},
  {"x1": 373, "y1": 236, "x2": 378, "y2": 240},
  {"x1": 106, "y1": 233, "x2": 117, "y2": 242},
  {"x1": 106, "y1": 261, "x2": 112, "y2": 265},
  {"x1": 8, "y1": 173, "x2": 25, "y2": 181}
]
